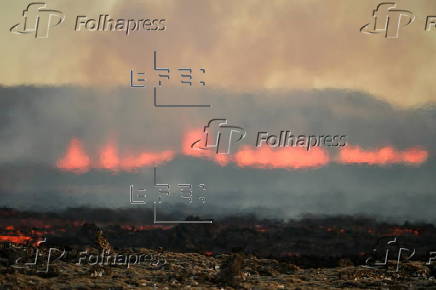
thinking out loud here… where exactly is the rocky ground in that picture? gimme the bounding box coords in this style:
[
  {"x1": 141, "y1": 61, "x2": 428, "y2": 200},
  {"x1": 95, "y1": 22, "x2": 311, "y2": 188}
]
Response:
[
  {"x1": 2, "y1": 212, "x2": 436, "y2": 289},
  {"x1": 1, "y1": 246, "x2": 436, "y2": 289}
]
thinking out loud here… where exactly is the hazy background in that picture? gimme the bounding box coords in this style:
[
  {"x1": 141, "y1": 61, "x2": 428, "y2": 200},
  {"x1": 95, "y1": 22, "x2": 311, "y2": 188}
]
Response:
[{"x1": 1, "y1": 0, "x2": 435, "y2": 222}]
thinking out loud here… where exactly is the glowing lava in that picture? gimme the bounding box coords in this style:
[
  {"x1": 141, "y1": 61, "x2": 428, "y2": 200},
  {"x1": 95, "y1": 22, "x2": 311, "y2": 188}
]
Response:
[
  {"x1": 182, "y1": 129, "x2": 231, "y2": 166},
  {"x1": 338, "y1": 146, "x2": 428, "y2": 165},
  {"x1": 57, "y1": 138, "x2": 175, "y2": 173},
  {"x1": 234, "y1": 145, "x2": 330, "y2": 169},
  {"x1": 98, "y1": 142, "x2": 120, "y2": 170},
  {"x1": 57, "y1": 135, "x2": 429, "y2": 173},
  {"x1": 56, "y1": 138, "x2": 91, "y2": 173},
  {"x1": 0, "y1": 235, "x2": 32, "y2": 244}
]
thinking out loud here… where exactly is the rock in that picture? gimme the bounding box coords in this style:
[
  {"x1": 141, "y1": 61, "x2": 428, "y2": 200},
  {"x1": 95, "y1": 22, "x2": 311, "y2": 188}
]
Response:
[
  {"x1": 0, "y1": 245, "x2": 434, "y2": 289},
  {"x1": 217, "y1": 253, "x2": 244, "y2": 287}
]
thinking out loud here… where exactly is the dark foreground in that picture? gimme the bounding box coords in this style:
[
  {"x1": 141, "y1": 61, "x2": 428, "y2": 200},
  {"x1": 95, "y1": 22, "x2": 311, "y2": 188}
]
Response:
[
  {"x1": 2, "y1": 209, "x2": 436, "y2": 288},
  {"x1": 1, "y1": 245, "x2": 436, "y2": 289}
]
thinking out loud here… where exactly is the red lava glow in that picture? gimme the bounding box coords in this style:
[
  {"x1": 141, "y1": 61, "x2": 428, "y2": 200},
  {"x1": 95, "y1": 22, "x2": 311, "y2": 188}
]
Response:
[
  {"x1": 58, "y1": 135, "x2": 429, "y2": 173},
  {"x1": 56, "y1": 138, "x2": 91, "y2": 173},
  {"x1": 183, "y1": 130, "x2": 329, "y2": 168},
  {"x1": 57, "y1": 138, "x2": 175, "y2": 173},
  {"x1": 182, "y1": 130, "x2": 428, "y2": 169},
  {"x1": 319, "y1": 226, "x2": 346, "y2": 234},
  {"x1": 389, "y1": 227, "x2": 420, "y2": 236},
  {"x1": 255, "y1": 225, "x2": 269, "y2": 233},
  {"x1": 338, "y1": 146, "x2": 428, "y2": 165},
  {"x1": 234, "y1": 146, "x2": 330, "y2": 169},
  {"x1": 98, "y1": 142, "x2": 120, "y2": 170},
  {"x1": 0, "y1": 235, "x2": 32, "y2": 244},
  {"x1": 183, "y1": 129, "x2": 231, "y2": 166},
  {"x1": 120, "y1": 151, "x2": 175, "y2": 170},
  {"x1": 182, "y1": 129, "x2": 207, "y2": 157}
]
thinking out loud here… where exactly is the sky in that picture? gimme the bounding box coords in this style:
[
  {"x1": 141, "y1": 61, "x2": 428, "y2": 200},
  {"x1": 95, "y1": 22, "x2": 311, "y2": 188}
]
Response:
[{"x1": 1, "y1": 0, "x2": 436, "y2": 107}]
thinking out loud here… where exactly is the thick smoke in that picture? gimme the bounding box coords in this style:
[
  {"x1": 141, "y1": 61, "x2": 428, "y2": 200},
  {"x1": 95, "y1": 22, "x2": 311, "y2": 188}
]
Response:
[
  {"x1": 3, "y1": 0, "x2": 436, "y2": 106},
  {"x1": 0, "y1": 86, "x2": 435, "y2": 222}
]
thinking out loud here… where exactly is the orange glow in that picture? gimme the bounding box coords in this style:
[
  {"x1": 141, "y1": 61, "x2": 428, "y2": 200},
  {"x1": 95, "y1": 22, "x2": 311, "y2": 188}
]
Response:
[
  {"x1": 57, "y1": 138, "x2": 175, "y2": 173},
  {"x1": 98, "y1": 142, "x2": 120, "y2": 170},
  {"x1": 97, "y1": 141, "x2": 174, "y2": 171},
  {"x1": 120, "y1": 150, "x2": 175, "y2": 170},
  {"x1": 182, "y1": 130, "x2": 429, "y2": 169},
  {"x1": 182, "y1": 129, "x2": 231, "y2": 166},
  {"x1": 0, "y1": 235, "x2": 32, "y2": 244},
  {"x1": 234, "y1": 146, "x2": 330, "y2": 169},
  {"x1": 214, "y1": 154, "x2": 231, "y2": 166},
  {"x1": 182, "y1": 129, "x2": 208, "y2": 157},
  {"x1": 56, "y1": 138, "x2": 91, "y2": 173},
  {"x1": 338, "y1": 146, "x2": 428, "y2": 165},
  {"x1": 401, "y1": 148, "x2": 429, "y2": 164},
  {"x1": 57, "y1": 136, "x2": 429, "y2": 173},
  {"x1": 255, "y1": 225, "x2": 269, "y2": 233},
  {"x1": 389, "y1": 227, "x2": 420, "y2": 236}
]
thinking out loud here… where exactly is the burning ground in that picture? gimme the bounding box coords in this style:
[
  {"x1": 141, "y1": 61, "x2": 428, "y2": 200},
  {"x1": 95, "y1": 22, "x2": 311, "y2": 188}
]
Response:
[{"x1": 1, "y1": 208, "x2": 436, "y2": 289}]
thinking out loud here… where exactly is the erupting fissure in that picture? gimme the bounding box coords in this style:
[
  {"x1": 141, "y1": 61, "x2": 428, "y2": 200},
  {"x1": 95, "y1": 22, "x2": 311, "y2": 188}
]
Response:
[
  {"x1": 57, "y1": 138, "x2": 175, "y2": 173},
  {"x1": 56, "y1": 134, "x2": 429, "y2": 174}
]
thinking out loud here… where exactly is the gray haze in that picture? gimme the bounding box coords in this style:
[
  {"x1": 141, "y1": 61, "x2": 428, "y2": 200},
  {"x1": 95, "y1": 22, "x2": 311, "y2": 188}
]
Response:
[{"x1": 0, "y1": 86, "x2": 435, "y2": 222}]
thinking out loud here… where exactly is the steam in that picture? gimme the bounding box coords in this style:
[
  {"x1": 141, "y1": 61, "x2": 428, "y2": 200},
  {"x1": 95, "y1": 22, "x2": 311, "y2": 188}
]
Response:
[{"x1": 0, "y1": 86, "x2": 435, "y2": 222}]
